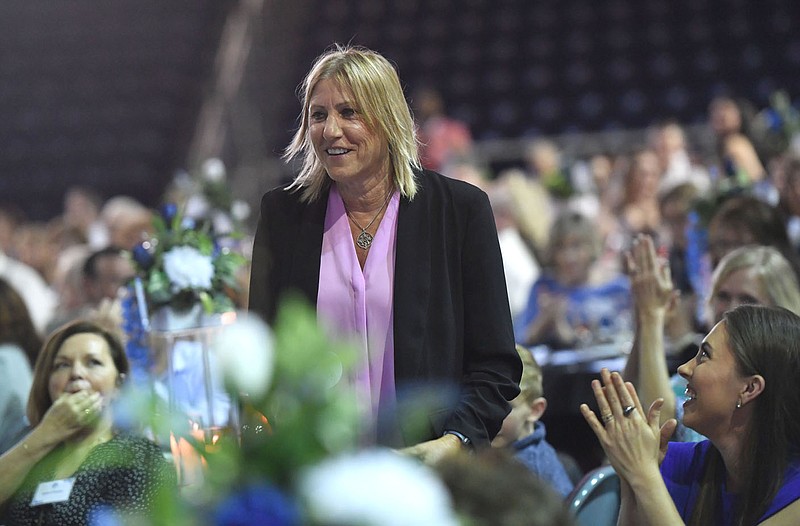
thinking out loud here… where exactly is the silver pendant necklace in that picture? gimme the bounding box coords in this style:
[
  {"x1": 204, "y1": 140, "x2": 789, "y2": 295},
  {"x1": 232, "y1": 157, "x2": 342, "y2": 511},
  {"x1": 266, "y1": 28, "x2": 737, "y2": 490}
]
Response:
[{"x1": 346, "y1": 190, "x2": 393, "y2": 250}]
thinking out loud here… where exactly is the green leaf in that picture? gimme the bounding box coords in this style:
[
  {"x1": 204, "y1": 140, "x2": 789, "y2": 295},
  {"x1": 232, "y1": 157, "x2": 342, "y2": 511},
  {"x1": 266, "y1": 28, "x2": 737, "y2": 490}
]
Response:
[{"x1": 199, "y1": 291, "x2": 215, "y2": 314}]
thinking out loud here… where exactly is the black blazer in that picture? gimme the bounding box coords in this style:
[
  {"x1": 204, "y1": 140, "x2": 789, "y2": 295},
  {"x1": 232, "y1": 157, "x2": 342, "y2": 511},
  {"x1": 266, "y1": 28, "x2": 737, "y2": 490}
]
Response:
[{"x1": 249, "y1": 170, "x2": 521, "y2": 447}]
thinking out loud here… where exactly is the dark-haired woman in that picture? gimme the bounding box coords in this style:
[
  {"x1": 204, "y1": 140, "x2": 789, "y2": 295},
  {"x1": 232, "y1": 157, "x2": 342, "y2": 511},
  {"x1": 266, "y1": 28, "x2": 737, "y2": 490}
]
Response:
[
  {"x1": 583, "y1": 305, "x2": 800, "y2": 525},
  {"x1": 0, "y1": 320, "x2": 175, "y2": 525}
]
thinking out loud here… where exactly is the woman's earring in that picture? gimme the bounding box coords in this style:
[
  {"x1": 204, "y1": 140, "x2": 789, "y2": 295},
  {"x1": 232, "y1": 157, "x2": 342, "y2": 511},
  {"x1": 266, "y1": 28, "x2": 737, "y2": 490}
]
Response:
[{"x1": 736, "y1": 399, "x2": 742, "y2": 409}]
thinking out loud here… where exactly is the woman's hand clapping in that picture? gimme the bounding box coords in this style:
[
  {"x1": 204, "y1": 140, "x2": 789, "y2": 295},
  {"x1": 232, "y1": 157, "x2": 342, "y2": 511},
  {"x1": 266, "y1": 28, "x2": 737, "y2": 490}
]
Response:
[
  {"x1": 626, "y1": 235, "x2": 675, "y2": 318},
  {"x1": 580, "y1": 369, "x2": 674, "y2": 487}
]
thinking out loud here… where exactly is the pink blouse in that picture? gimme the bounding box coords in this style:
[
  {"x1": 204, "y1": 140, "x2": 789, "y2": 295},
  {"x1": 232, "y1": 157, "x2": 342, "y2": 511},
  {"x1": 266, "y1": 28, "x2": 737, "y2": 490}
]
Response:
[{"x1": 317, "y1": 184, "x2": 399, "y2": 442}]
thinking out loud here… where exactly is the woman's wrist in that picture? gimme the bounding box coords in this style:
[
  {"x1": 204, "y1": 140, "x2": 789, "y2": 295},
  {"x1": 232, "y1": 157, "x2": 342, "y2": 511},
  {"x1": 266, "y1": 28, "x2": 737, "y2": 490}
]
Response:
[
  {"x1": 636, "y1": 307, "x2": 667, "y2": 323},
  {"x1": 624, "y1": 465, "x2": 663, "y2": 494},
  {"x1": 442, "y1": 430, "x2": 470, "y2": 449}
]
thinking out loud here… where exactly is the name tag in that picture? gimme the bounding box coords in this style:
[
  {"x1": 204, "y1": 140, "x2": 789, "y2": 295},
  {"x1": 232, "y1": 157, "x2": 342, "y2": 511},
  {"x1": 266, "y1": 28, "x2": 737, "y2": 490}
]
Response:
[{"x1": 30, "y1": 478, "x2": 76, "y2": 506}]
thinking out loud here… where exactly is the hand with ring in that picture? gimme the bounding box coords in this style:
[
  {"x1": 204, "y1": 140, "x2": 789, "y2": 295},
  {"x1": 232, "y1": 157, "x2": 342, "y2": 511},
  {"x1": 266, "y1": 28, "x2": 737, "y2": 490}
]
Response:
[
  {"x1": 39, "y1": 391, "x2": 103, "y2": 442},
  {"x1": 580, "y1": 368, "x2": 674, "y2": 486}
]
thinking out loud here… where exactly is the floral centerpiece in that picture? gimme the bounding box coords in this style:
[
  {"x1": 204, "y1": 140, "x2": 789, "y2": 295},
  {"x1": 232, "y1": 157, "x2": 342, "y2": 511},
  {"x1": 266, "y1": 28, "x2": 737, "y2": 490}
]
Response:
[
  {"x1": 113, "y1": 299, "x2": 463, "y2": 526},
  {"x1": 130, "y1": 202, "x2": 247, "y2": 317},
  {"x1": 166, "y1": 158, "x2": 251, "y2": 237},
  {"x1": 122, "y1": 180, "x2": 249, "y2": 435}
]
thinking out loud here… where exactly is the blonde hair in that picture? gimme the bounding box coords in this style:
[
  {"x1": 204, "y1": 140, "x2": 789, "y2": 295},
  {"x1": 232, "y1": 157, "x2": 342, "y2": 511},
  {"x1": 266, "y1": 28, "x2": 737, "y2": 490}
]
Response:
[
  {"x1": 284, "y1": 44, "x2": 420, "y2": 202},
  {"x1": 708, "y1": 245, "x2": 800, "y2": 321},
  {"x1": 515, "y1": 345, "x2": 543, "y2": 404}
]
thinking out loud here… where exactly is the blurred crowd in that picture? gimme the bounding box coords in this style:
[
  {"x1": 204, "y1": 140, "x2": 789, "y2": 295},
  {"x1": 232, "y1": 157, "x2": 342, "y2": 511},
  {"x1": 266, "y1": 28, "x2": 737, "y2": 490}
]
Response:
[{"x1": 420, "y1": 92, "x2": 800, "y2": 355}]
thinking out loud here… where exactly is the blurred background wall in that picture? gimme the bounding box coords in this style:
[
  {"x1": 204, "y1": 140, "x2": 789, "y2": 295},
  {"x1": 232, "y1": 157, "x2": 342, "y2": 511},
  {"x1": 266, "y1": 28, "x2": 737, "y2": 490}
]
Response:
[{"x1": 1, "y1": 0, "x2": 798, "y2": 223}]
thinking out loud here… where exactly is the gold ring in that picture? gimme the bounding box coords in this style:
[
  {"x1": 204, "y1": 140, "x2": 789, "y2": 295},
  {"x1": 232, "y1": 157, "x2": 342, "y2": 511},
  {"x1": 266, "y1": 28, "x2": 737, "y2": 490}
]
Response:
[{"x1": 601, "y1": 413, "x2": 614, "y2": 424}]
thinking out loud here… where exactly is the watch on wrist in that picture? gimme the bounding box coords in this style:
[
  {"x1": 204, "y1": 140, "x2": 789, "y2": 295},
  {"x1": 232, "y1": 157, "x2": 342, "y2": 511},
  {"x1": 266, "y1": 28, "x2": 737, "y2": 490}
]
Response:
[{"x1": 443, "y1": 430, "x2": 471, "y2": 447}]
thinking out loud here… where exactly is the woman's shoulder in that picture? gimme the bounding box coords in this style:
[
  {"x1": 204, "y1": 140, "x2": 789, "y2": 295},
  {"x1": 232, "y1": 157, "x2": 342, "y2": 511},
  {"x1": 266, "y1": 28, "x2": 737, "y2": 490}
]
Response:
[
  {"x1": 0, "y1": 344, "x2": 33, "y2": 392},
  {"x1": 258, "y1": 183, "x2": 328, "y2": 224},
  {"x1": 0, "y1": 342, "x2": 29, "y2": 363},
  {"x1": 661, "y1": 440, "x2": 711, "y2": 481},
  {"x1": 759, "y1": 459, "x2": 800, "y2": 523},
  {"x1": 261, "y1": 183, "x2": 304, "y2": 208}
]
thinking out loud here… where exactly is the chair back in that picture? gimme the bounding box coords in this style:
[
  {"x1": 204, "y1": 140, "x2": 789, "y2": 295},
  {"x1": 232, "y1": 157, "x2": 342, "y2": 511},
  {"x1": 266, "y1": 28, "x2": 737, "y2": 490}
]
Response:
[{"x1": 566, "y1": 464, "x2": 620, "y2": 526}]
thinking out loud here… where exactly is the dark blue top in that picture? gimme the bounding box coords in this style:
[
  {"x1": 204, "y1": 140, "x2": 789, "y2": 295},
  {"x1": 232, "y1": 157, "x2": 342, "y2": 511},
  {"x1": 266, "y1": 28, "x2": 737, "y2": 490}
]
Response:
[
  {"x1": 512, "y1": 422, "x2": 574, "y2": 497},
  {"x1": 661, "y1": 440, "x2": 800, "y2": 524}
]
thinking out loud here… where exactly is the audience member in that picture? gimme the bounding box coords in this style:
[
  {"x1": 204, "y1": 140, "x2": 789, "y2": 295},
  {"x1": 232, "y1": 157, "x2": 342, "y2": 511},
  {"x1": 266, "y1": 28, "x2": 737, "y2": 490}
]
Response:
[
  {"x1": 0, "y1": 204, "x2": 25, "y2": 257},
  {"x1": 46, "y1": 246, "x2": 132, "y2": 333},
  {"x1": 496, "y1": 168, "x2": 554, "y2": 256},
  {"x1": 0, "y1": 278, "x2": 42, "y2": 455},
  {"x1": 487, "y1": 178, "x2": 541, "y2": 318},
  {"x1": 46, "y1": 246, "x2": 92, "y2": 334},
  {"x1": 624, "y1": 238, "x2": 800, "y2": 444},
  {"x1": 491, "y1": 345, "x2": 574, "y2": 497},
  {"x1": 572, "y1": 153, "x2": 622, "y2": 246},
  {"x1": 706, "y1": 194, "x2": 800, "y2": 277},
  {"x1": 0, "y1": 319, "x2": 176, "y2": 525},
  {"x1": 412, "y1": 85, "x2": 474, "y2": 173},
  {"x1": 708, "y1": 96, "x2": 745, "y2": 142},
  {"x1": 100, "y1": 196, "x2": 154, "y2": 250},
  {"x1": 0, "y1": 237, "x2": 56, "y2": 335},
  {"x1": 583, "y1": 305, "x2": 800, "y2": 525},
  {"x1": 708, "y1": 95, "x2": 779, "y2": 201},
  {"x1": 777, "y1": 155, "x2": 800, "y2": 251},
  {"x1": 63, "y1": 186, "x2": 108, "y2": 250},
  {"x1": 524, "y1": 139, "x2": 573, "y2": 201},
  {"x1": 616, "y1": 149, "x2": 662, "y2": 244},
  {"x1": 82, "y1": 247, "x2": 134, "y2": 305},
  {"x1": 436, "y1": 448, "x2": 576, "y2": 526},
  {"x1": 12, "y1": 222, "x2": 59, "y2": 285},
  {"x1": 647, "y1": 121, "x2": 711, "y2": 196},
  {"x1": 515, "y1": 211, "x2": 631, "y2": 349},
  {"x1": 657, "y1": 184, "x2": 702, "y2": 345}
]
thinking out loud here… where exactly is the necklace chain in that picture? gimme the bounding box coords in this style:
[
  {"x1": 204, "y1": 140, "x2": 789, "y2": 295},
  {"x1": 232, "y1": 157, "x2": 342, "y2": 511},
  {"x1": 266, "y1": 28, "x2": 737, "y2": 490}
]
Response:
[{"x1": 346, "y1": 190, "x2": 392, "y2": 250}]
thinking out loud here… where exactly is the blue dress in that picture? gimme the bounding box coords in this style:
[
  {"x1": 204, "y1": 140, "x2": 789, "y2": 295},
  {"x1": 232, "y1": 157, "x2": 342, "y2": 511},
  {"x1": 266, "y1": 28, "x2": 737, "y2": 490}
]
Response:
[{"x1": 660, "y1": 441, "x2": 800, "y2": 523}]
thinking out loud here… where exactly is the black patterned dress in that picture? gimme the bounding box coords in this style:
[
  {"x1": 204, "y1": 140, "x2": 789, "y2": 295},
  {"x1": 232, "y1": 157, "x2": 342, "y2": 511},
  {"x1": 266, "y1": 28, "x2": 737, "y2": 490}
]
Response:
[{"x1": 1, "y1": 434, "x2": 176, "y2": 526}]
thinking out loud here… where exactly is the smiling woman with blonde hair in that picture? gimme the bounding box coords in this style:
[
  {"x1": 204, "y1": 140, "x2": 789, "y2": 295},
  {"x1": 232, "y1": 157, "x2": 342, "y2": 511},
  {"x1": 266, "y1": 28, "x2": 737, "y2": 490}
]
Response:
[{"x1": 249, "y1": 44, "x2": 521, "y2": 462}]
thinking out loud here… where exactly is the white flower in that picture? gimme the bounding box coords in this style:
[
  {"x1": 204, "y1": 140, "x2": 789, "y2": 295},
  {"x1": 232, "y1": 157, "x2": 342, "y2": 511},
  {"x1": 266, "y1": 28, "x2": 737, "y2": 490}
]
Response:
[
  {"x1": 231, "y1": 199, "x2": 251, "y2": 222},
  {"x1": 163, "y1": 246, "x2": 214, "y2": 290},
  {"x1": 214, "y1": 314, "x2": 275, "y2": 398},
  {"x1": 201, "y1": 158, "x2": 226, "y2": 183},
  {"x1": 185, "y1": 194, "x2": 210, "y2": 220},
  {"x1": 299, "y1": 449, "x2": 459, "y2": 526},
  {"x1": 212, "y1": 211, "x2": 234, "y2": 236}
]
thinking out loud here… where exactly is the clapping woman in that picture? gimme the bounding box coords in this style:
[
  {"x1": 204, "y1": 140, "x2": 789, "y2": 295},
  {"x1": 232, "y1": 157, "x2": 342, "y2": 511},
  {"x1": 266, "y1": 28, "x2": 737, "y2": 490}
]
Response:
[
  {"x1": 583, "y1": 305, "x2": 800, "y2": 525},
  {"x1": 0, "y1": 319, "x2": 175, "y2": 525}
]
